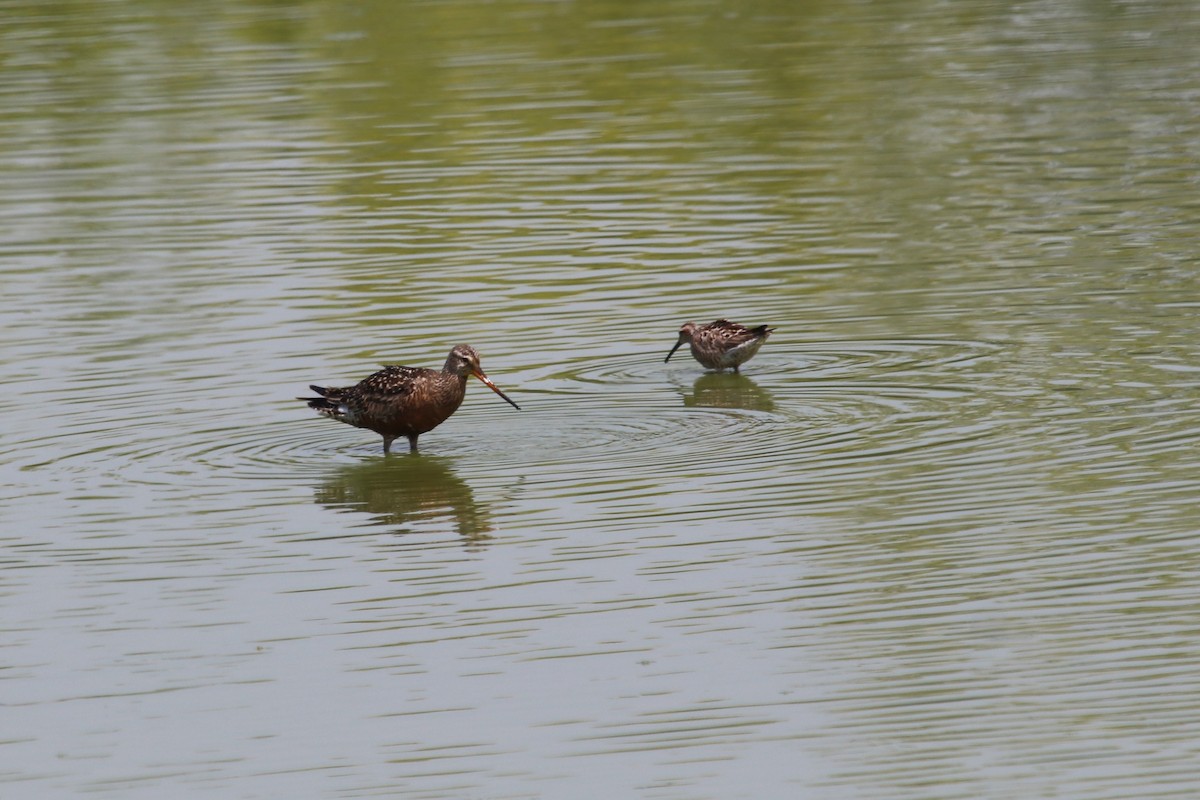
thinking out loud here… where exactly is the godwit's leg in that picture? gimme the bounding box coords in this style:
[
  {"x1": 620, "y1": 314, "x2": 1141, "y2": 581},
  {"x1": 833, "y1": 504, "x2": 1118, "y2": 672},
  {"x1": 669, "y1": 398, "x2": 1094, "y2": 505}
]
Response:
[
  {"x1": 382, "y1": 435, "x2": 396, "y2": 455},
  {"x1": 408, "y1": 434, "x2": 420, "y2": 453}
]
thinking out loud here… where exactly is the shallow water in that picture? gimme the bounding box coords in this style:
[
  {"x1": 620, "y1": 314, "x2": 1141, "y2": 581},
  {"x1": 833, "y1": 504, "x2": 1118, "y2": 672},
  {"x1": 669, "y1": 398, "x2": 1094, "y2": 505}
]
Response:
[{"x1": 4, "y1": 0, "x2": 1200, "y2": 797}]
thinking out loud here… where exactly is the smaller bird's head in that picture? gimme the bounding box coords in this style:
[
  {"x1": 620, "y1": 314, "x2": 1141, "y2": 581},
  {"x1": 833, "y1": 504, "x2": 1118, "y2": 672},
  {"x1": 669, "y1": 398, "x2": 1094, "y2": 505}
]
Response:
[{"x1": 664, "y1": 322, "x2": 698, "y2": 363}]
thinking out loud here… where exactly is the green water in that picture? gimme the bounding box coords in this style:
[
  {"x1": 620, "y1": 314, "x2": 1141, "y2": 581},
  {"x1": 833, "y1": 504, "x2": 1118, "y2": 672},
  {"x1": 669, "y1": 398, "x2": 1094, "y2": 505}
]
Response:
[{"x1": 3, "y1": 1, "x2": 1199, "y2": 797}]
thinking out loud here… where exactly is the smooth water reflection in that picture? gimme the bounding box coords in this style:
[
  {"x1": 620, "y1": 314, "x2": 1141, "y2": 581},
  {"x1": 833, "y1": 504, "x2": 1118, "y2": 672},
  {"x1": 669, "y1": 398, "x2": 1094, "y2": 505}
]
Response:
[
  {"x1": 679, "y1": 372, "x2": 777, "y2": 412},
  {"x1": 315, "y1": 456, "x2": 494, "y2": 542},
  {"x1": 3, "y1": 0, "x2": 1200, "y2": 798}
]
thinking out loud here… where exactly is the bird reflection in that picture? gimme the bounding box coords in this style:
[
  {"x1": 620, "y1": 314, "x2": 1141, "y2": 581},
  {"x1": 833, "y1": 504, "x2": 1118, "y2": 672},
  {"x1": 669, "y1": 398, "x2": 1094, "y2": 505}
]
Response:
[
  {"x1": 314, "y1": 455, "x2": 492, "y2": 542},
  {"x1": 680, "y1": 372, "x2": 776, "y2": 411}
]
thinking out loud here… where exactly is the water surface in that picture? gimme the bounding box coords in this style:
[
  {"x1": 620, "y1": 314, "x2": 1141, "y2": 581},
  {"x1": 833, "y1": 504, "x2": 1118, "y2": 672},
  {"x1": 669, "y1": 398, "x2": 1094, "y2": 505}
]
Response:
[{"x1": 3, "y1": 1, "x2": 1200, "y2": 798}]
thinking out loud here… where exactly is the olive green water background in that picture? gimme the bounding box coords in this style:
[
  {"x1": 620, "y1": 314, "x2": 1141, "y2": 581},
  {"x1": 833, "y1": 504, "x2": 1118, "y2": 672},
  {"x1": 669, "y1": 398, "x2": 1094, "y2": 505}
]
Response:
[{"x1": 3, "y1": 1, "x2": 1200, "y2": 797}]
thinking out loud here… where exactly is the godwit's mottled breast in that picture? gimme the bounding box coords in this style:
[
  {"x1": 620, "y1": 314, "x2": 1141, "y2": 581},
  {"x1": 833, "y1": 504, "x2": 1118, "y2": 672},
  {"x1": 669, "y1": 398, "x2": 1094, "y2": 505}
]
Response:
[
  {"x1": 300, "y1": 344, "x2": 520, "y2": 454},
  {"x1": 664, "y1": 319, "x2": 774, "y2": 372}
]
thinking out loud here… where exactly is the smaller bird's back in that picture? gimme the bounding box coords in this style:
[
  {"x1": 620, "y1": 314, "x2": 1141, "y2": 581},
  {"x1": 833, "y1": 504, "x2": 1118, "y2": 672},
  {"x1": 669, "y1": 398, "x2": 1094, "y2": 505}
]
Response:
[{"x1": 690, "y1": 319, "x2": 773, "y2": 370}]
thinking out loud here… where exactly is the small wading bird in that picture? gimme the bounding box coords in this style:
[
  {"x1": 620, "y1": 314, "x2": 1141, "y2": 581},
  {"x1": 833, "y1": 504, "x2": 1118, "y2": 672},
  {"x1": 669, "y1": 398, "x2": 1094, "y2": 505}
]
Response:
[
  {"x1": 300, "y1": 345, "x2": 520, "y2": 454},
  {"x1": 664, "y1": 319, "x2": 774, "y2": 372}
]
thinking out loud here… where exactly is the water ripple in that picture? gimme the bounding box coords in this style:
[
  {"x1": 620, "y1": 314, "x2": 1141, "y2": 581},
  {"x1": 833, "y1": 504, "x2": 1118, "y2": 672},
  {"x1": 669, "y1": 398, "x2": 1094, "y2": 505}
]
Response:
[{"x1": 11, "y1": 331, "x2": 1003, "y2": 515}]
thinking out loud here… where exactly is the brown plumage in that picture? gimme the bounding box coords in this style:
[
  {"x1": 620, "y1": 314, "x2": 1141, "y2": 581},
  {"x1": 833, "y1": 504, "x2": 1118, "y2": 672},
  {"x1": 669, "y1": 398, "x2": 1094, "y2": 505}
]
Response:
[
  {"x1": 664, "y1": 319, "x2": 774, "y2": 372},
  {"x1": 300, "y1": 344, "x2": 520, "y2": 454}
]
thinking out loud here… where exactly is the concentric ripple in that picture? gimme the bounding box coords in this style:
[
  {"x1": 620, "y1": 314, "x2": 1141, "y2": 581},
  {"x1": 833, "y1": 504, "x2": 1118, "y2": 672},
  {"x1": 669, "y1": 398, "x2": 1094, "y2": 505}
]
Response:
[
  {"x1": 488, "y1": 335, "x2": 1011, "y2": 540},
  {"x1": 12, "y1": 335, "x2": 1005, "y2": 520}
]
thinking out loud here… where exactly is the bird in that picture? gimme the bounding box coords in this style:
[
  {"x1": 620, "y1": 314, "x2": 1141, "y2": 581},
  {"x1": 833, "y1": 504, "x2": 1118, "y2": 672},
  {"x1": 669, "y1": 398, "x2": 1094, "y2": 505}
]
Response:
[
  {"x1": 300, "y1": 344, "x2": 520, "y2": 454},
  {"x1": 664, "y1": 319, "x2": 774, "y2": 372}
]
